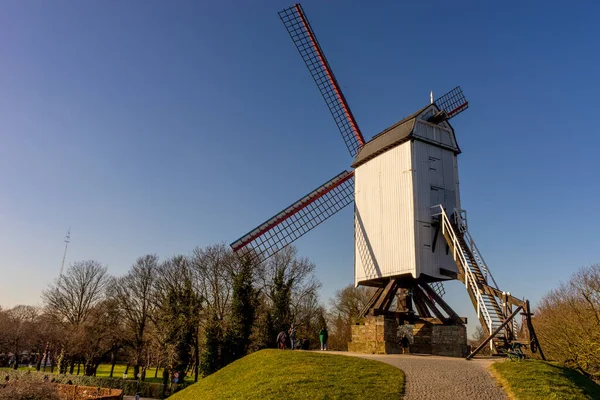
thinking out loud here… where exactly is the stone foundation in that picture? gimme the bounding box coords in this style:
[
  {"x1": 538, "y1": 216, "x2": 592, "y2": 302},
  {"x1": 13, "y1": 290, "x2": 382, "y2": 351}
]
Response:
[
  {"x1": 348, "y1": 316, "x2": 401, "y2": 354},
  {"x1": 413, "y1": 321, "x2": 468, "y2": 357},
  {"x1": 349, "y1": 316, "x2": 468, "y2": 357}
]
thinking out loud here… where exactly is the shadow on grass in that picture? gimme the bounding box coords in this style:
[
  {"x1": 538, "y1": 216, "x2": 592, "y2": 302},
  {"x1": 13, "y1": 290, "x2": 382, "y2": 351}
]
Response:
[
  {"x1": 545, "y1": 363, "x2": 600, "y2": 398},
  {"x1": 492, "y1": 360, "x2": 600, "y2": 400}
]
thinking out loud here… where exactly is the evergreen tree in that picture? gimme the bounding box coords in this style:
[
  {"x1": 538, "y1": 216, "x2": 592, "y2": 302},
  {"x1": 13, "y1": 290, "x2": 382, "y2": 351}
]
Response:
[
  {"x1": 270, "y1": 267, "x2": 292, "y2": 336},
  {"x1": 200, "y1": 311, "x2": 222, "y2": 376},
  {"x1": 225, "y1": 257, "x2": 257, "y2": 363}
]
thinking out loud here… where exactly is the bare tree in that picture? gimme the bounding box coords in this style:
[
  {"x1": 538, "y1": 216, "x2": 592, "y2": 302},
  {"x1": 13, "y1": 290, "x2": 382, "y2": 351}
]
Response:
[
  {"x1": 42, "y1": 260, "x2": 110, "y2": 326},
  {"x1": 535, "y1": 264, "x2": 600, "y2": 379},
  {"x1": 190, "y1": 244, "x2": 237, "y2": 324},
  {"x1": 41, "y1": 260, "x2": 110, "y2": 373},
  {"x1": 0, "y1": 305, "x2": 39, "y2": 368},
  {"x1": 327, "y1": 284, "x2": 374, "y2": 350},
  {"x1": 75, "y1": 299, "x2": 124, "y2": 376},
  {"x1": 112, "y1": 254, "x2": 159, "y2": 380}
]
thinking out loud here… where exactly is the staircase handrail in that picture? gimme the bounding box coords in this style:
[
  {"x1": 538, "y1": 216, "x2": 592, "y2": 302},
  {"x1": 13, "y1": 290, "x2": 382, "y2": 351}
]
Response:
[
  {"x1": 431, "y1": 205, "x2": 493, "y2": 333},
  {"x1": 463, "y1": 228, "x2": 501, "y2": 290},
  {"x1": 452, "y1": 208, "x2": 500, "y2": 290}
]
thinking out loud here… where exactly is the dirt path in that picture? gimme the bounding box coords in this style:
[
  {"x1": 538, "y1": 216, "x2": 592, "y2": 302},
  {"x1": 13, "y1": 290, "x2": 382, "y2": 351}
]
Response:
[{"x1": 335, "y1": 352, "x2": 506, "y2": 399}]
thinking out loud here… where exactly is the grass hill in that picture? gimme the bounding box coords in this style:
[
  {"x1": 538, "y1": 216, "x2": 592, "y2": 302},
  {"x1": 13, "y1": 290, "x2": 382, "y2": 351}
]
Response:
[
  {"x1": 169, "y1": 349, "x2": 404, "y2": 400},
  {"x1": 491, "y1": 360, "x2": 600, "y2": 400}
]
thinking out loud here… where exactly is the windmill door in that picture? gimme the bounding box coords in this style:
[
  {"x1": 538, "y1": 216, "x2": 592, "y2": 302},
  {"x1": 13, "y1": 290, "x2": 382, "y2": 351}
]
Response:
[{"x1": 430, "y1": 186, "x2": 445, "y2": 209}]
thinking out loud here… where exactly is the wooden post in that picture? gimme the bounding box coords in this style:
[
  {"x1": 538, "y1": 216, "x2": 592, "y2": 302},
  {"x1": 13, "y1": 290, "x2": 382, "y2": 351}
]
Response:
[{"x1": 523, "y1": 300, "x2": 546, "y2": 360}]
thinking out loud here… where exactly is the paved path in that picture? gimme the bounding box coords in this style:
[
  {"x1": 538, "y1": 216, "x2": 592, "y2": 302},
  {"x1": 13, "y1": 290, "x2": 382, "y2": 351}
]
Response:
[{"x1": 337, "y1": 352, "x2": 507, "y2": 400}]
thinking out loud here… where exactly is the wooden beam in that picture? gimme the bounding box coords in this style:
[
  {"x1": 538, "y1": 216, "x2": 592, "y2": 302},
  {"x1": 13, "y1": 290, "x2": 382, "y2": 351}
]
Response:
[
  {"x1": 466, "y1": 305, "x2": 523, "y2": 360},
  {"x1": 359, "y1": 285, "x2": 384, "y2": 317},
  {"x1": 419, "y1": 280, "x2": 462, "y2": 323},
  {"x1": 416, "y1": 285, "x2": 446, "y2": 321},
  {"x1": 523, "y1": 300, "x2": 546, "y2": 360},
  {"x1": 412, "y1": 287, "x2": 432, "y2": 318}
]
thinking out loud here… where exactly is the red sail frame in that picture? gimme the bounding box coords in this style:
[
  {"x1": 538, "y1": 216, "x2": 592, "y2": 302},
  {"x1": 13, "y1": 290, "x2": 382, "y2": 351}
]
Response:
[
  {"x1": 435, "y1": 86, "x2": 469, "y2": 119},
  {"x1": 279, "y1": 4, "x2": 365, "y2": 157},
  {"x1": 231, "y1": 170, "x2": 354, "y2": 262}
]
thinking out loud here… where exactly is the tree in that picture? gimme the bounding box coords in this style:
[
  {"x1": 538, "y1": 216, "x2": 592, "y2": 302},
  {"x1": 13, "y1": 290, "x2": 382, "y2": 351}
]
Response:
[
  {"x1": 41, "y1": 260, "x2": 110, "y2": 373},
  {"x1": 112, "y1": 254, "x2": 158, "y2": 380},
  {"x1": 199, "y1": 310, "x2": 222, "y2": 376},
  {"x1": 225, "y1": 256, "x2": 257, "y2": 363},
  {"x1": 42, "y1": 261, "x2": 110, "y2": 326},
  {"x1": 191, "y1": 244, "x2": 236, "y2": 323},
  {"x1": 535, "y1": 264, "x2": 600, "y2": 379},
  {"x1": 327, "y1": 284, "x2": 373, "y2": 350},
  {"x1": 258, "y1": 247, "x2": 321, "y2": 337},
  {"x1": 152, "y1": 256, "x2": 202, "y2": 389},
  {"x1": 0, "y1": 305, "x2": 38, "y2": 368},
  {"x1": 75, "y1": 299, "x2": 124, "y2": 376}
]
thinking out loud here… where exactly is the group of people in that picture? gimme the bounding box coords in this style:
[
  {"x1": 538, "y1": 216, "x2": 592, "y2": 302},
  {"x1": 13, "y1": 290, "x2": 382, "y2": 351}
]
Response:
[{"x1": 276, "y1": 324, "x2": 329, "y2": 351}]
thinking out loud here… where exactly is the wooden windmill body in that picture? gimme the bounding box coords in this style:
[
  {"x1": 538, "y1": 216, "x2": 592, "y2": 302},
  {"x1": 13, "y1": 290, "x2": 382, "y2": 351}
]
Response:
[{"x1": 353, "y1": 104, "x2": 461, "y2": 286}]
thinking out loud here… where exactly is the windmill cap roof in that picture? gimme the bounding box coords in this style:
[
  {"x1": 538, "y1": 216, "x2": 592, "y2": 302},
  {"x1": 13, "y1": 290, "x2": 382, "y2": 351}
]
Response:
[{"x1": 351, "y1": 104, "x2": 459, "y2": 168}]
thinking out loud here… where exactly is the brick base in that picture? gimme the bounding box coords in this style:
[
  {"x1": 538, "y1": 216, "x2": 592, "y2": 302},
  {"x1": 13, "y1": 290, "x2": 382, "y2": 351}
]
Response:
[
  {"x1": 349, "y1": 316, "x2": 468, "y2": 357},
  {"x1": 348, "y1": 316, "x2": 401, "y2": 354}
]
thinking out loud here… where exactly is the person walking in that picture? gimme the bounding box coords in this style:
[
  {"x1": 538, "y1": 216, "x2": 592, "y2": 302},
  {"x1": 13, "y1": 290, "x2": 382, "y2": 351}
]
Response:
[
  {"x1": 288, "y1": 324, "x2": 297, "y2": 350},
  {"x1": 319, "y1": 326, "x2": 328, "y2": 351}
]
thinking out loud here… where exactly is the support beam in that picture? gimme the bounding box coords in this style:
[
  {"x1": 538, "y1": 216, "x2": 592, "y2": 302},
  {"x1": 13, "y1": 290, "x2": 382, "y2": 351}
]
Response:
[
  {"x1": 373, "y1": 279, "x2": 397, "y2": 312},
  {"x1": 415, "y1": 285, "x2": 446, "y2": 321},
  {"x1": 360, "y1": 286, "x2": 384, "y2": 317},
  {"x1": 412, "y1": 287, "x2": 432, "y2": 318},
  {"x1": 467, "y1": 305, "x2": 523, "y2": 360},
  {"x1": 419, "y1": 280, "x2": 462, "y2": 323}
]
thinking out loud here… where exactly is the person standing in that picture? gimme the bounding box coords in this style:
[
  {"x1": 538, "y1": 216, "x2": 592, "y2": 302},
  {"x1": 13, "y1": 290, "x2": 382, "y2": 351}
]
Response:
[
  {"x1": 288, "y1": 324, "x2": 297, "y2": 350},
  {"x1": 276, "y1": 330, "x2": 288, "y2": 350},
  {"x1": 319, "y1": 327, "x2": 328, "y2": 351},
  {"x1": 401, "y1": 335, "x2": 410, "y2": 354}
]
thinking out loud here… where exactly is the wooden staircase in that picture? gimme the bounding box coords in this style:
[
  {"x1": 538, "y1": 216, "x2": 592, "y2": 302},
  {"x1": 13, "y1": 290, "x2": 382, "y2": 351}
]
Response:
[{"x1": 431, "y1": 205, "x2": 544, "y2": 359}]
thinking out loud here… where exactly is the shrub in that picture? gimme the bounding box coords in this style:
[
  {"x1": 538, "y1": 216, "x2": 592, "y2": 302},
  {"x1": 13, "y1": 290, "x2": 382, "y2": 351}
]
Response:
[
  {"x1": 0, "y1": 376, "x2": 60, "y2": 400},
  {"x1": 0, "y1": 370, "x2": 189, "y2": 398}
]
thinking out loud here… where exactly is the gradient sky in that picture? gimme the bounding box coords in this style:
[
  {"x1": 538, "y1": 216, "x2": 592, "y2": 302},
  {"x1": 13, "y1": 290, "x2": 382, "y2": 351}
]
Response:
[{"x1": 1, "y1": 0, "x2": 599, "y2": 335}]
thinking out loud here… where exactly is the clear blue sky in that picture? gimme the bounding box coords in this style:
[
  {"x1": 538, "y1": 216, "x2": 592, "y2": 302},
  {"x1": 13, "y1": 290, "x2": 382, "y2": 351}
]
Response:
[{"x1": 1, "y1": 1, "x2": 599, "y2": 334}]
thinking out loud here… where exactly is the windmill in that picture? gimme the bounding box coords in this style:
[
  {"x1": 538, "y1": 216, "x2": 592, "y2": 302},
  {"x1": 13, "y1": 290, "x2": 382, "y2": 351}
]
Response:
[{"x1": 231, "y1": 3, "x2": 543, "y2": 359}]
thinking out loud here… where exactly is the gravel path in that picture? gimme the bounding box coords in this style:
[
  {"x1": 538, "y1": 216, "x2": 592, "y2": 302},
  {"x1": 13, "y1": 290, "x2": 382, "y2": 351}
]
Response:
[{"x1": 338, "y1": 352, "x2": 507, "y2": 400}]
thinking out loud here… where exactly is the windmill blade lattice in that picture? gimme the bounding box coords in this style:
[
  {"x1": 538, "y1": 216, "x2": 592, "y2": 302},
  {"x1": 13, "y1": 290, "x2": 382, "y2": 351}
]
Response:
[
  {"x1": 434, "y1": 86, "x2": 469, "y2": 119},
  {"x1": 231, "y1": 170, "x2": 354, "y2": 263},
  {"x1": 279, "y1": 4, "x2": 365, "y2": 157}
]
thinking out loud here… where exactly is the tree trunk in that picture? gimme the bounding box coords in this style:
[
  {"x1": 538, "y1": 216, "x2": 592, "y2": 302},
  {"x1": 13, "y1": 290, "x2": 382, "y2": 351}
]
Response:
[
  {"x1": 162, "y1": 367, "x2": 169, "y2": 398},
  {"x1": 154, "y1": 364, "x2": 159, "y2": 378},
  {"x1": 194, "y1": 327, "x2": 200, "y2": 382},
  {"x1": 109, "y1": 352, "x2": 117, "y2": 378},
  {"x1": 36, "y1": 344, "x2": 47, "y2": 371}
]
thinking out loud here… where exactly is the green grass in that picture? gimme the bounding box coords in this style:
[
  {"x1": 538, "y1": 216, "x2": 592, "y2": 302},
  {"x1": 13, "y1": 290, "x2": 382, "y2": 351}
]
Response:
[
  {"x1": 491, "y1": 360, "x2": 600, "y2": 400},
  {"x1": 169, "y1": 349, "x2": 404, "y2": 400}
]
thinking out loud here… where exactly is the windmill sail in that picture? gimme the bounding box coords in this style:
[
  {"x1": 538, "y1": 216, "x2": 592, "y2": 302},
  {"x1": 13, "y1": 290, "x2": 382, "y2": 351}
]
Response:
[
  {"x1": 279, "y1": 4, "x2": 365, "y2": 157},
  {"x1": 231, "y1": 170, "x2": 354, "y2": 263},
  {"x1": 434, "y1": 86, "x2": 469, "y2": 120}
]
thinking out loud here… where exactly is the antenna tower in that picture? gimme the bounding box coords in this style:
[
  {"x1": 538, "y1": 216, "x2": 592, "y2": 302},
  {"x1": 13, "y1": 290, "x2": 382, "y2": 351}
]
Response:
[{"x1": 59, "y1": 229, "x2": 71, "y2": 277}]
